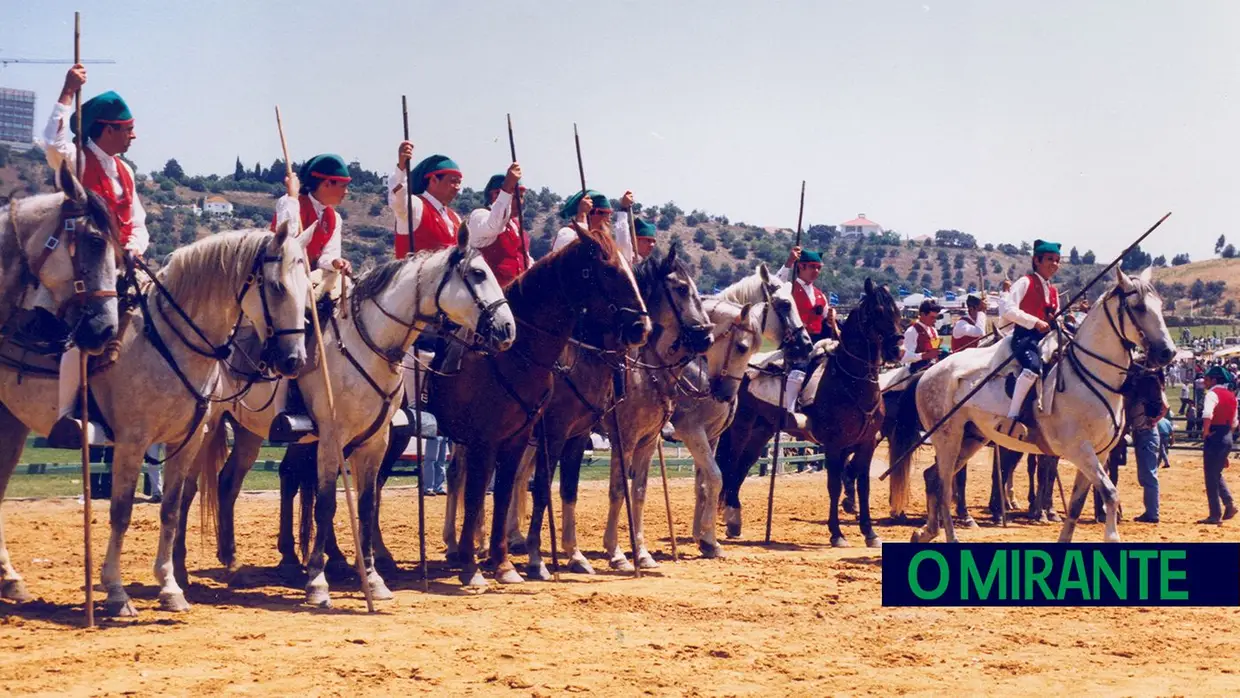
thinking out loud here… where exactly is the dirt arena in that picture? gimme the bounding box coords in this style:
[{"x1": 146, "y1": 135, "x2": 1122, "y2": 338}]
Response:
[{"x1": 2, "y1": 447, "x2": 1239, "y2": 697}]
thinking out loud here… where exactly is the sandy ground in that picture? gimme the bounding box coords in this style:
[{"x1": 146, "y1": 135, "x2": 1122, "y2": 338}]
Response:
[{"x1": 1, "y1": 446, "x2": 1239, "y2": 697}]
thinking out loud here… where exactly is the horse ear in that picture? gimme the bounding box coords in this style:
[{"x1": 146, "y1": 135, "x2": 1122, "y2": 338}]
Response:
[
  {"x1": 58, "y1": 159, "x2": 88, "y2": 206},
  {"x1": 1116, "y1": 265, "x2": 1132, "y2": 290},
  {"x1": 758, "y1": 263, "x2": 771, "y2": 284},
  {"x1": 457, "y1": 220, "x2": 471, "y2": 251},
  {"x1": 273, "y1": 219, "x2": 291, "y2": 245},
  {"x1": 1139, "y1": 266, "x2": 1153, "y2": 284},
  {"x1": 666, "y1": 240, "x2": 678, "y2": 266},
  {"x1": 865, "y1": 277, "x2": 874, "y2": 295}
]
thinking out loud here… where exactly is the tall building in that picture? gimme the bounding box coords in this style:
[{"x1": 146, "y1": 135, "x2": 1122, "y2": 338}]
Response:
[{"x1": 0, "y1": 88, "x2": 36, "y2": 148}]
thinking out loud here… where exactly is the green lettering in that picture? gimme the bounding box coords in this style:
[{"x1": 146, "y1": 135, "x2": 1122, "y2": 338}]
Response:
[
  {"x1": 909, "y1": 550, "x2": 949, "y2": 600},
  {"x1": 962, "y1": 550, "x2": 1006, "y2": 600},
  {"x1": 1011, "y1": 548, "x2": 1020, "y2": 599},
  {"x1": 1057, "y1": 550, "x2": 1091, "y2": 601},
  {"x1": 1093, "y1": 550, "x2": 1127, "y2": 600},
  {"x1": 1024, "y1": 550, "x2": 1054, "y2": 600},
  {"x1": 1160, "y1": 550, "x2": 1188, "y2": 601},
  {"x1": 1130, "y1": 550, "x2": 1158, "y2": 600}
]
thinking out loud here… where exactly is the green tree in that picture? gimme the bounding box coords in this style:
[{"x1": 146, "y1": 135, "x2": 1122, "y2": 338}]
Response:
[
  {"x1": 233, "y1": 157, "x2": 246, "y2": 180},
  {"x1": 1224, "y1": 244, "x2": 1237, "y2": 259},
  {"x1": 730, "y1": 241, "x2": 748, "y2": 259},
  {"x1": 1082, "y1": 250, "x2": 1097, "y2": 264},
  {"x1": 1172, "y1": 253, "x2": 1191, "y2": 266},
  {"x1": 1217, "y1": 235, "x2": 1227, "y2": 255},
  {"x1": 1069, "y1": 246, "x2": 1081, "y2": 264},
  {"x1": 162, "y1": 158, "x2": 185, "y2": 182}
]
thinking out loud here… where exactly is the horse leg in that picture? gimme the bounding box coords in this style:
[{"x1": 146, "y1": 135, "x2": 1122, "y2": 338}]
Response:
[
  {"x1": 216, "y1": 426, "x2": 263, "y2": 572},
  {"x1": 99, "y1": 441, "x2": 146, "y2": 616},
  {"x1": 955, "y1": 464, "x2": 976, "y2": 529},
  {"x1": 442, "y1": 447, "x2": 464, "y2": 566},
  {"x1": 525, "y1": 433, "x2": 556, "y2": 582},
  {"x1": 603, "y1": 445, "x2": 633, "y2": 572},
  {"x1": 1070, "y1": 444, "x2": 1119, "y2": 542},
  {"x1": 304, "y1": 439, "x2": 343, "y2": 607},
  {"x1": 0, "y1": 405, "x2": 33, "y2": 602},
  {"x1": 559, "y1": 434, "x2": 593, "y2": 574},
  {"x1": 276, "y1": 446, "x2": 306, "y2": 573},
  {"x1": 508, "y1": 441, "x2": 536, "y2": 555},
  {"x1": 352, "y1": 437, "x2": 394, "y2": 600},
  {"x1": 852, "y1": 440, "x2": 882, "y2": 547},
  {"x1": 826, "y1": 451, "x2": 848, "y2": 547},
  {"x1": 458, "y1": 445, "x2": 493, "y2": 587},
  {"x1": 371, "y1": 432, "x2": 404, "y2": 574},
  {"x1": 1042, "y1": 457, "x2": 1063, "y2": 522},
  {"x1": 173, "y1": 465, "x2": 197, "y2": 591},
  {"x1": 630, "y1": 440, "x2": 657, "y2": 569},
  {"x1": 683, "y1": 427, "x2": 724, "y2": 558},
  {"x1": 842, "y1": 451, "x2": 857, "y2": 515},
  {"x1": 913, "y1": 464, "x2": 943, "y2": 543},
  {"x1": 153, "y1": 440, "x2": 204, "y2": 612},
  {"x1": 489, "y1": 441, "x2": 525, "y2": 585},
  {"x1": 1057, "y1": 469, "x2": 1093, "y2": 543}
]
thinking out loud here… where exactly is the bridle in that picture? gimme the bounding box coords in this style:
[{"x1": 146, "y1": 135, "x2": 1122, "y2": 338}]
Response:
[{"x1": 11, "y1": 195, "x2": 119, "y2": 318}]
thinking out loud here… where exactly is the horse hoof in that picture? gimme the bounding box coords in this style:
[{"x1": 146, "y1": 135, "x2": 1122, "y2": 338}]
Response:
[
  {"x1": 104, "y1": 597, "x2": 138, "y2": 618},
  {"x1": 1048, "y1": 511, "x2": 1063, "y2": 523},
  {"x1": 830, "y1": 536, "x2": 849, "y2": 548},
  {"x1": 959, "y1": 517, "x2": 979, "y2": 530},
  {"x1": 305, "y1": 577, "x2": 332, "y2": 608},
  {"x1": 568, "y1": 556, "x2": 596, "y2": 575},
  {"x1": 698, "y1": 542, "x2": 725, "y2": 560},
  {"x1": 158, "y1": 591, "x2": 191, "y2": 613},
  {"x1": 1, "y1": 579, "x2": 33, "y2": 603},
  {"x1": 725, "y1": 522, "x2": 742, "y2": 539},
  {"x1": 375, "y1": 556, "x2": 399, "y2": 576},
  {"x1": 865, "y1": 536, "x2": 883, "y2": 549},
  {"x1": 526, "y1": 563, "x2": 552, "y2": 582},
  {"x1": 324, "y1": 559, "x2": 355, "y2": 583},
  {"x1": 444, "y1": 551, "x2": 462, "y2": 569},
  {"x1": 610, "y1": 557, "x2": 635, "y2": 573},
  {"x1": 508, "y1": 539, "x2": 528, "y2": 556},
  {"x1": 368, "y1": 577, "x2": 394, "y2": 601},
  {"x1": 842, "y1": 499, "x2": 857, "y2": 515},
  {"x1": 637, "y1": 553, "x2": 660, "y2": 570},
  {"x1": 496, "y1": 566, "x2": 524, "y2": 585},
  {"x1": 1104, "y1": 532, "x2": 1121, "y2": 544},
  {"x1": 462, "y1": 570, "x2": 488, "y2": 589}
]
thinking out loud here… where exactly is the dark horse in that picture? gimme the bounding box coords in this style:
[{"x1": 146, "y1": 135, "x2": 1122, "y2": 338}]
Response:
[
  {"x1": 430, "y1": 226, "x2": 650, "y2": 587},
  {"x1": 717, "y1": 278, "x2": 902, "y2": 547}
]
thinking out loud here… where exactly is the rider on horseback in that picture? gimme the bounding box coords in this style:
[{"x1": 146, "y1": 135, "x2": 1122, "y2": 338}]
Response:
[
  {"x1": 777, "y1": 247, "x2": 838, "y2": 342},
  {"x1": 995, "y1": 239, "x2": 1062, "y2": 439},
  {"x1": 42, "y1": 66, "x2": 148, "y2": 449},
  {"x1": 901, "y1": 298, "x2": 942, "y2": 373},
  {"x1": 470, "y1": 166, "x2": 530, "y2": 288}
]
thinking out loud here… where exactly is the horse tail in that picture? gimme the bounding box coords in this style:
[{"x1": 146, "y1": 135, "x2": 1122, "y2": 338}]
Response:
[
  {"x1": 887, "y1": 374, "x2": 925, "y2": 519},
  {"x1": 197, "y1": 416, "x2": 227, "y2": 543}
]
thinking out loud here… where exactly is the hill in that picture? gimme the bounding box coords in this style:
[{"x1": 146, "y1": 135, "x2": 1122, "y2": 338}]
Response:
[{"x1": 0, "y1": 143, "x2": 1226, "y2": 313}]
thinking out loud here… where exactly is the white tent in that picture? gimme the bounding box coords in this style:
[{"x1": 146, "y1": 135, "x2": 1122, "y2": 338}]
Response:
[{"x1": 901, "y1": 292, "x2": 927, "y2": 309}]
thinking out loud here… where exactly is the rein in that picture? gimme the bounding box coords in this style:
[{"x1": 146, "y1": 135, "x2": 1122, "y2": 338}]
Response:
[{"x1": 11, "y1": 196, "x2": 119, "y2": 318}]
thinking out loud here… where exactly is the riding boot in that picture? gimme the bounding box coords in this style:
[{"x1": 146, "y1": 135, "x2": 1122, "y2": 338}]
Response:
[
  {"x1": 995, "y1": 369, "x2": 1037, "y2": 441},
  {"x1": 269, "y1": 379, "x2": 316, "y2": 444},
  {"x1": 47, "y1": 348, "x2": 107, "y2": 450}
]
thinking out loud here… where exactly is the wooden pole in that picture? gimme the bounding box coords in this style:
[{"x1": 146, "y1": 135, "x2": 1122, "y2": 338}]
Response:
[
  {"x1": 764, "y1": 375, "x2": 789, "y2": 544},
  {"x1": 402, "y1": 97, "x2": 428, "y2": 591},
  {"x1": 74, "y1": 10, "x2": 93, "y2": 630},
  {"x1": 609, "y1": 376, "x2": 641, "y2": 578},
  {"x1": 573, "y1": 123, "x2": 587, "y2": 195},
  {"x1": 276, "y1": 106, "x2": 373, "y2": 612},
  {"x1": 655, "y1": 441, "x2": 678, "y2": 562},
  {"x1": 535, "y1": 421, "x2": 560, "y2": 581},
  {"x1": 506, "y1": 114, "x2": 529, "y2": 276},
  {"x1": 794, "y1": 180, "x2": 805, "y2": 248}
]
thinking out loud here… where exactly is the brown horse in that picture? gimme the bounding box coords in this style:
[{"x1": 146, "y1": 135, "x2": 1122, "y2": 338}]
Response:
[
  {"x1": 717, "y1": 278, "x2": 903, "y2": 548},
  {"x1": 431, "y1": 226, "x2": 650, "y2": 587}
]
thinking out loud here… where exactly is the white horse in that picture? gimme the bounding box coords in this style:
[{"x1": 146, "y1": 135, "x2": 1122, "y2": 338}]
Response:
[
  {"x1": 202, "y1": 224, "x2": 516, "y2": 607},
  {"x1": 0, "y1": 225, "x2": 309, "y2": 615},
  {"x1": 667, "y1": 265, "x2": 812, "y2": 557},
  {"x1": 1, "y1": 161, "x2": 120, "y2": 356},
  {"x1": 896, "y1": 268, "x2": 1174, "y2": 544}
]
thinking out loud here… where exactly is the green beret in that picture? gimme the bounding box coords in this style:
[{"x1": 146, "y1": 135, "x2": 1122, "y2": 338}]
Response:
[
  {"x1": 558, "y1": 189, "x2": 611, "y2": 219},
  {"x1": 483, "y1": 174, "x2": 506, "y2": 200},
  {"x1": 300, "y1": 154, "x2": 351, "y2": 185},
  {"x1": 71, "y1": 91, "x2": 133, "y2": 137},
  {"x1": 1206, "y1": 365, "x2": 1232, "y2": 383},
  {"x1": 799, "y1": 250, "x2": 824, "y2": 264},
  {"x1": 409, "y1": 154, "x2": 461, "y2": 196},
  {"x1": 634, "y1": 218, "x2": 657, "y2": 239},
  {"x1": 1033, "y1": 239, "x2": 1062, "y2": 256}
]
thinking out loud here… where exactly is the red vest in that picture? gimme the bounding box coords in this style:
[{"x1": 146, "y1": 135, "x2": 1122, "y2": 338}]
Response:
[
  {"x1": 81, "y1": 148, "x2": 135, "y2": 247},
  {"x1": 913, "y1": 322, "x2": 940, "y2": 353},
  {"x1": 394, "y1": 195, "x2": 460, "y2": 258},
  {"x1": 1208, "y1": 386, "x2": 1237, "y2": 429},
  {"x1": 479, "y1": 218, "x2": 528, "y2": 288},
  {"x1": 791, "y1": 280, "x2": 827, "y2": 335},
  {"x1": 270, "y1": 195, "x2": 335, "y2": 267},
  {"x1": 1018, "y1": 273, "x2": 1059, "y2": 324},
  {"x1": 953, "y1": 315, "x2": 982, "y2": 352}
]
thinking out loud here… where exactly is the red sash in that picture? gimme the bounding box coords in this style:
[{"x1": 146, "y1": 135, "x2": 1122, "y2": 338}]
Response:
[
  {"x1": 394, "y1": 195, "x2": 459, "y2": 258},
  {"x1": 269, "y1": 195, "x2": 335, "y2": 268},
  {"x1": 914, "y1": 322, "x2": 940, "y2": 353},
  {"x1": 480, "y1": 218, "x2": 528, "y2": 288},
  {"x1": 81, "y1": 149, "x2": 135, "y2": 247}
]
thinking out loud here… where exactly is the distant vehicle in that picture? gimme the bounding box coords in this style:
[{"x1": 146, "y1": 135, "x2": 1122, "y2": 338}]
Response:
[{"x1": 1225, "y1": 336, "x2": 1240, "y2": 347}]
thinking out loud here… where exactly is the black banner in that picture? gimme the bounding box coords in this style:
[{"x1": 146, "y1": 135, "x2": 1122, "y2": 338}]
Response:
[{"x1": 882, "y1": 543, "x2": 1240, "y2": 606}]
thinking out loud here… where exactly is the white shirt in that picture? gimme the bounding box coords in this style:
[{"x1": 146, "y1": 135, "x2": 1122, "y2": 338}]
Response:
[
  {"x1": 273, "y1": 192, "x2": 342, "y2": 272},
  {"x1": 952, "y1": 312, "x2": 987, "y2": 341},
  {"x1": 1000, "y1": 273, "x2": 1055, "y2": 330},
  {"x1": 902, "y1": 321, "x2": 936, "y2": 365},
  {"x1": 467, "y1": 191, "x2": 535, "y2": 267},
  {"x1": 386, "y1": 166, "x2": 459, "y2": 241},
  {"x1": 1202, "y1": 386, "x2": 1239, "y2": 429},
  {"x1": 39, "y1": 102, "x2": 149, "y2": 255},
  {"x1": 551, "y1": 210, "x2": 634, "y2": 262}
]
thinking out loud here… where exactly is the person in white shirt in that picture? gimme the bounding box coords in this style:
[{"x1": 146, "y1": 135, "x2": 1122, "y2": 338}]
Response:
[
  {"x1": 951, "y1": 293, "x2": 988, "y2": 352},
  {"x1": 468, "y1": 165, "x2": 532, "y2": 288},
  {"x1": 995, "y1": 240, "x2": 1062, "y2": 439},
  {"x1": 901, "y1": 299, "x2": 943, "y2": 372},
  {"x1": 41, "y1": 65, "x2": 149, "y2": 449},
  {"x1": 551, "y1": 190, "x2": 635, "y2": 263},
  {"x1": 271, "y1": 153, "x2": 353, "y2": 296},
  {"x1": 387, "y1": 144, "x2": 463, "y2": 258},
  {"x1": 775, "y1": 246, "x2": 838, "y2": 341}
]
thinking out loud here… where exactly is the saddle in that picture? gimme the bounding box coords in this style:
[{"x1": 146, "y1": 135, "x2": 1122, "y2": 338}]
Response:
[{"x1": 743, "y1": 338, "x2": 837, "y2": 410}]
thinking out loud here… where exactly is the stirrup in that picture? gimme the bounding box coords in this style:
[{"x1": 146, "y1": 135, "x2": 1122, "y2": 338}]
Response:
[
  {"x1": 268, "y1": 412, "x2": 317, "y2": 444},
  {"x1": 995, "y1": 416, "x2": 1028, "y2": 441},
  {"x1": 47, "y1": 416, "x2": 106, "y2": 450}
]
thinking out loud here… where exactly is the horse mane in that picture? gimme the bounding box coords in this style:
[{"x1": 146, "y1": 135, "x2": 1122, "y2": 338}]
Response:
[
  {"x1": 634, "y1": 245, "x2": 667, "y2": 300},
  {"x1": 507, "y1": 225, "x2": 622, "y2": 307},
  {"x1": 716, "y1": 267, "x2": 770, "y2": 305},
  {"x1": 157, "y1": 229, "x2": 282, "y2": 317}
]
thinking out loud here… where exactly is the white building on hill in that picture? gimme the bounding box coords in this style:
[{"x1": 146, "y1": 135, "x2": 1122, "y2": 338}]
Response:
[
  {"x1": 203, "y1": 196, "x2": 234, "y2": 215},
  {"x1": 840, "y1": 214, "x2": 882, "y2": 239}
]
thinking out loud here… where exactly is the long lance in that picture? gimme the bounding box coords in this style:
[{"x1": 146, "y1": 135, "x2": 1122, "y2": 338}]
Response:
[
  {"x1": 794, "y1": 180, "x2": 805, "y2": 248},
  {"x1": 506, "y1": 114, "x2": 529, "y2": 274},
  {"x1": 74, "y1": 11, "x2": 94, "y2": 630},
  {"x1": 573, "y1": 123, "x2": 587, "y2": 195},
  {"x1": 402, "y1": 96, "x2": 429, "y2": 591},
  {"x1": 881, "y1": 211, "x2": 1173, "y2": 481}
]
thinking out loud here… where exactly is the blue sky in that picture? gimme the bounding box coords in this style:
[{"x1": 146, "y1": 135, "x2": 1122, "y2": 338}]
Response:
[{"x1": 2, "y1": 0, "x2": 1236, "y2": 261}]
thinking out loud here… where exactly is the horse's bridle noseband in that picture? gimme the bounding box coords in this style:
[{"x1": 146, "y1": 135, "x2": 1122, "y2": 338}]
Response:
[{"x1": 12, "y1": 196, "x2": 119, "y2": 317}]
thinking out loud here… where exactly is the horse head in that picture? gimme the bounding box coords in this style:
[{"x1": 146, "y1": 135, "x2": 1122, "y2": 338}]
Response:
[
  {"x1": 241, "y1": 221, "x2": 310, "y2": 377},
  {"x1": 637, "y1": 242, "x2": 713, "y2": 356},
  {"x1": 572, "y1": 226, "x2": 651, "y2": 347},
  {"x1": 758, "y1": 263, "x2": 813, "y2": 360},
  {"x1": 850, "y1": 277, "x2": 903, "y2": 362},
  {"x1": 704, "y1": 300, "x2": 761, "y2": 402},
  {"x1": 435, "y1": 222, "x2": 516, "y2": 352},
  {"x1": 1110, "y1": 266, "x2": 1176, "y2": 368},
  {"x1": 9, "y1": 161, "x2": 121, "y2": 354}
]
